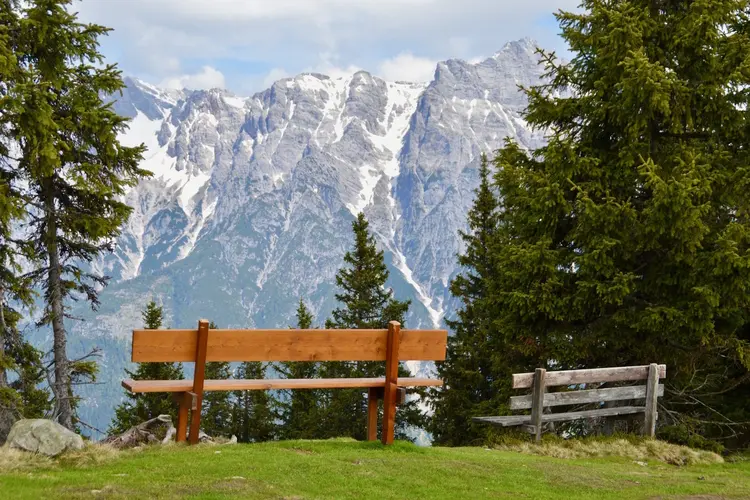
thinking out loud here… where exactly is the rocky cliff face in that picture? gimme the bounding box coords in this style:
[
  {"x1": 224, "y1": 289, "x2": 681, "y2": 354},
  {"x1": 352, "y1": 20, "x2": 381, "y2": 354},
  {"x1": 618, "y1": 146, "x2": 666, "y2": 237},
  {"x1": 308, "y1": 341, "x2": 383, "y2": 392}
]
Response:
[{"x1": 65, "y1": 38, "x2": 549, "y2": 433}]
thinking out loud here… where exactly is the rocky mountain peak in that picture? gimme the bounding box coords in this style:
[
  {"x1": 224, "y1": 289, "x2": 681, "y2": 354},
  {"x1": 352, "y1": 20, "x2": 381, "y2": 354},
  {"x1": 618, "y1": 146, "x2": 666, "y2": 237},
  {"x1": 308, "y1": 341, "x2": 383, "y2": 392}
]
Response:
[{"x1": 71, "y1": 39, "x2": 552, "y2": 432}]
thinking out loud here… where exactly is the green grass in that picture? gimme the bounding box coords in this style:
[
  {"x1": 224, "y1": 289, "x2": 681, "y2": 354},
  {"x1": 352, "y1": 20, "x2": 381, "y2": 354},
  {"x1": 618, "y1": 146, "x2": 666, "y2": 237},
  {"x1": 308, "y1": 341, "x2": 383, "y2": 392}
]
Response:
[{"x1": 1, "y1": 438, "x2": 749, "y2": 499}]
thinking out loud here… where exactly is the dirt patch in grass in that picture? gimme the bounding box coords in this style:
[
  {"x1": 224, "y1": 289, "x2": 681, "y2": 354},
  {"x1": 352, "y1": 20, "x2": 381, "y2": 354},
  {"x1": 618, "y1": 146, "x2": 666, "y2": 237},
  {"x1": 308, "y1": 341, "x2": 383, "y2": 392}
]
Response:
[
  {"x1": 288, "y1": 447, "x2": 316, "y2": 455},
  {"x1": 494, "y1": 438, "x2": 723, "y2": 466},
  {"x1": 648, "y1": 496, "x2": 727, "y2": 500},
  {"x1": 60, "y1": 484, "x2": 138, "y2": 499}
]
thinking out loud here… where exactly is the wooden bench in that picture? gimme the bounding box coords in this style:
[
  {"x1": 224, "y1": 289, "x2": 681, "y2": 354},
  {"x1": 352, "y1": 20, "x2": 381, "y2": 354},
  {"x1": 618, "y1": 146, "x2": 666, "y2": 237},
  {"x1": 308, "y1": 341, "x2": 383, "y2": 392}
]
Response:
[
  {"x1": 473, "y1": 364, "x2": 666, "y2": 442},
  {"x1": 122, "y1": 320, "x2": 447, "y2": 445}
]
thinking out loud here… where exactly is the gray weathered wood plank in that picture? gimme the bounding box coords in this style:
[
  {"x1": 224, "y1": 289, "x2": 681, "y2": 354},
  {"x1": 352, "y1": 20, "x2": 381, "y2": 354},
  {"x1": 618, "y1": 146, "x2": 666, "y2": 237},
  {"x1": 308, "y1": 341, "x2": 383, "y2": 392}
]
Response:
[
  {"x1": 512, "y1": 365, "x2": 667, "y2": 389},
  {"x1": 473, "y1": 406, "x2": 647, "y2": 427},
  {"x1": 643, "y1": 363, "x2": 660, "y2": 438},
  {"x1": 530, "y1": 368, "x2": 546, "y2": 442},
  {"x1": 509, "y1": 384, "x2": 665, "y2": 410},
  {"x1": 472, "y1": 415, "x2": 531, "y2": 427}
]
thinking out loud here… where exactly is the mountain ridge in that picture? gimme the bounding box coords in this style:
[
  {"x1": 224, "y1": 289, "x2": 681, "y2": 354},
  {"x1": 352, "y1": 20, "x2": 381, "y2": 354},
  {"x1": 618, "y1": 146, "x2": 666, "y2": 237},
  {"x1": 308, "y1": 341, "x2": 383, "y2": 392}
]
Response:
[{"x1": 52, "y1": 38, "x2": 550, "y2": 433}]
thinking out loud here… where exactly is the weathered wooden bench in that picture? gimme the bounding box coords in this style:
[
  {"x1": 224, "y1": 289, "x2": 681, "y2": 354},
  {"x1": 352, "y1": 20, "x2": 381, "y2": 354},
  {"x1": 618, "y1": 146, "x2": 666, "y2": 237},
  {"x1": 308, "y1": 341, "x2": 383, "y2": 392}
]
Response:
[
  {"x1": 473, "y1": 364, "x2": 666, "y2": 441},
  {"x1": 122, "y1": 320, "x2": 447, "y2": 445}
]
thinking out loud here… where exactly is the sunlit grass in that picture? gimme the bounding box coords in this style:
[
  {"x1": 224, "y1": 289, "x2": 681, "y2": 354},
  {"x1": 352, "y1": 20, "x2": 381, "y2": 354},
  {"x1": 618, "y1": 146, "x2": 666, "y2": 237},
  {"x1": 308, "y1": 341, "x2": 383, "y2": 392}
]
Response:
[{"x1": 1, "y1": 438, "x2": 748, "y2": 499}]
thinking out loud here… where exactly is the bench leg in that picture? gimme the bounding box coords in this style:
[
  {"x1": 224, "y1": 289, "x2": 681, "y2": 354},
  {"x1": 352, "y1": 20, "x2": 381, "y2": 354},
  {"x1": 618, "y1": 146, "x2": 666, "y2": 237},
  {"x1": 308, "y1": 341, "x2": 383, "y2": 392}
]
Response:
[
  {"x1": 382, "y1": 383, "x2": 397, "y2": 445},
  {"x1": 530, "y1": 368, "x2": 546, "y2": 443},
  {"x1": 381, "y1": 322, "x2": 401, "y2": 445},
  {"x1": 188, "y1": 393, "x2": 204, "y2": 445},
  {"x1": 643, "y1": 363, "x2": 659, "y2": 438},
  {"x1": 188, "y1": 320, "x2": 209, "y2": 445},
  {"x1": 367, "y1": 388, "x2": 379, "y2": 441},
  {"x1": 176, "y1": 392, "x2": 190, "y2": 442}
]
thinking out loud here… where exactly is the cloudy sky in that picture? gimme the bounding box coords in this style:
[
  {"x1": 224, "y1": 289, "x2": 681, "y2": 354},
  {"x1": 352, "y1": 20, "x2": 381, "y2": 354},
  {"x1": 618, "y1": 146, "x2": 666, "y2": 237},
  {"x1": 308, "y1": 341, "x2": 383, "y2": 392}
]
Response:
[{"x1": 74, "y1": 0, "x2": 578, "y2": 95}]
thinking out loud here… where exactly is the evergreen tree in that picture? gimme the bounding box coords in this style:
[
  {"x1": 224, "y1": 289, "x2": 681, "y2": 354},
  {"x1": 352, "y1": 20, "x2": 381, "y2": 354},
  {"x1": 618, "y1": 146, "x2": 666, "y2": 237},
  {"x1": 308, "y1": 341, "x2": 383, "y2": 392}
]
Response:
[
  {"x1": 429, "y1": 154, "x2": 507, "y2": 446},
  {"x1": 201, "y1": 321, "x2": 233, "y2": 437},
  {"x1": 109, "y1": 301, "x2": 183, "y2": 434},
  {"x1": 277, "y1": 300, "x2": 321, "y2": 439},
  {"x1": 231, "y1": 361, "x2": 277, "y2": 443},
  {"x1": 320, "y1": 212, "x2": 424, "y2": 441},
  {"x1": 10, "y1": 0, "x2": 147, "y2": 429},
  {"x1": 0, "y1": 1, "x2": 50, "y2": 443},
  {"x1": 487, "y1": 1, "x2": 750, "y2": 445}
]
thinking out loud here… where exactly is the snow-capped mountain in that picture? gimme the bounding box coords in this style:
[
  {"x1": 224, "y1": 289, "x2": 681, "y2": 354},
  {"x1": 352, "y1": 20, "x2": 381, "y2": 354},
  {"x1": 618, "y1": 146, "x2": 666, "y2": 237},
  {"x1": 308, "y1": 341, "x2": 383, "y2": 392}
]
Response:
[{"x1": 65, "y1": 38, "x2": 550, "y2": 433}]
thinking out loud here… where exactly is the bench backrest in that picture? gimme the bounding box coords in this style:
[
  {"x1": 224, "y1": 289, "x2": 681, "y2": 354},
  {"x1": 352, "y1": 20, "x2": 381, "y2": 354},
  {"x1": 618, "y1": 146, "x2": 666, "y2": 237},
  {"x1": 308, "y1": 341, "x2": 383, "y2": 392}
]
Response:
[
  {"x1": 131, "y1": 321, "x2": 448, "y2": 363},
  {"x1": 509, "y1": 364, "x2": 666, "y2": 410},
  {"x1": 510, "y1": 364, "x2": 666, "y2": 441}
]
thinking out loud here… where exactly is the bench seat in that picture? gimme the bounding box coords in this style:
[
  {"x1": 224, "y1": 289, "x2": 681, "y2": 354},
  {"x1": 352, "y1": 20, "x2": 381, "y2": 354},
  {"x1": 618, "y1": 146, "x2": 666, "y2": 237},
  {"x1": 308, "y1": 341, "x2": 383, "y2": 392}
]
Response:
[
  {"x1": 473, "y1": 405, "x2": 648, "y2": 427},
  {"x1": 123, "y1": 377, "x2": 444, "y2": 393}
]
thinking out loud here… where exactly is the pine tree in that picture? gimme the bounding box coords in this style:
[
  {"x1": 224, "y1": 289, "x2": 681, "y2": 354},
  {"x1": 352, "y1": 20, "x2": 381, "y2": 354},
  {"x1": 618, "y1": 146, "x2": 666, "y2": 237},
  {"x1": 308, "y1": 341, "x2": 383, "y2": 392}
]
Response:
[
  {"x1": 109, "y1": 301, "x2": 183, "y2": 434},
  {"x1": 10, "y1": 0, "x2": 147, "y2": 429},
  {"x1": 488, "y1": 1, "x2": 750, "y2": 445},
  {"x1": 320, "y1": 212, "x2": 424, "y2": 441},
  {"x1": 429, "y1": 154, "x2": 508, "y2": 446},
  {"x1": 201, "y1": 321, "x2": 233, "y2": 438},
  {"x1": 231, "y1": 362, "x2": 277, "y2": 443},
  {"x1": 277, "y1": 300, "x2": 320, "y2": 439},
  {"x1": 0, "y1": 1, "x2": 50, "y2": 443}
]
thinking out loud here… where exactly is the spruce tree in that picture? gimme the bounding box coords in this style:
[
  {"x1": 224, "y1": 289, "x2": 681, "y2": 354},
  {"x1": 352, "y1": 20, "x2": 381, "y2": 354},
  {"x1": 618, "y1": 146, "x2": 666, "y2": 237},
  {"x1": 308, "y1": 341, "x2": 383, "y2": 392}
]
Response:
[
  {"x1": 10, "y1": 0, "x2": 147, "y2": 429},
  {"x1": 429, "y1": 154, "x2": 507, "y2": 446},
  {"x1": 201, "y1": 321, "x2": 233, "y2": 437},
  {"x1": 0, "y1": 2, "x2": 50, "y2": 442},
  {"x1": 488, "y1": 1, "x2": 750, "y2": 444},
  {"x1": 277, "y1": 300, "x2": 320, "y2": 439},
  {"x1": 231, "y1": 361, "x2": 277, "y2": 443},
  {"x1": 320, "y1": 212, "x2": 424, "y2": 441},
  {"x1": 109, "y1": 301, "x2": 183, "y2": 434}
]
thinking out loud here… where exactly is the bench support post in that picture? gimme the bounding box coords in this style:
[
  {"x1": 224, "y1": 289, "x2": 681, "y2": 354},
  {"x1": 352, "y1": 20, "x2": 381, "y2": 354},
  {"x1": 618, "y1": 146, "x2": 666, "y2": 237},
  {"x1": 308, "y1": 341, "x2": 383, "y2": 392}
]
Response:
[
  {"x1": 530, "y1": 368, "x2": 546, "y2": 443},
  {"x1": 367, "y1": 388, "x2": 379, "y2": 441},
  {"x1": 188, "y1": 319, "x2": 210, "y2": 445},
  {"x1": 174, "y1": 391, "x2": 196, "y2": 442},
  {"x1": 643, "y1": 363, "x2": 659, "y2": 438},
  {"x1": 381, "y1": 321, "x2": 400, "y2": 445}
]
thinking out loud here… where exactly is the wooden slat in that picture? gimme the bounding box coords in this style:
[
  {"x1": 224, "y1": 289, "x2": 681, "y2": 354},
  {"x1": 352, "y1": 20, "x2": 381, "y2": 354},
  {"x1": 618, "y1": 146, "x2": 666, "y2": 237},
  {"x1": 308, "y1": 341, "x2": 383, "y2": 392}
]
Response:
[
  {"x1": 122, "y1": 377, "x2": 443, "y2": 393},
  {"x1": 512, "y1": 365, "x2": 667, "y2": 389},
  {"x1": 472, "y1": 406, "x2": 647, "y2": 427},
  {"x1": 131, "y1": 328, "x2": 447, "y2": 362},
  {"x1": 509, "y1": 384, "x2": 665, "y2": 410},
  {"x1": 382, "y1": 321, "x2": 400, "y2": 445},
  {"x1": 472, "y1": 415, "x2": 532, "y2": 427}
]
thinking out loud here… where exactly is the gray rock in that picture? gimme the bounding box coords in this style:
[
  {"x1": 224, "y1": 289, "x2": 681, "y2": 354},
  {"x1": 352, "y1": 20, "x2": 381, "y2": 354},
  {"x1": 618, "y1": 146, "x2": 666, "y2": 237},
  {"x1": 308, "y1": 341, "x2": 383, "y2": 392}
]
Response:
[{"x1": 5, "y1": 419, "x2": 85, "y2": 457}]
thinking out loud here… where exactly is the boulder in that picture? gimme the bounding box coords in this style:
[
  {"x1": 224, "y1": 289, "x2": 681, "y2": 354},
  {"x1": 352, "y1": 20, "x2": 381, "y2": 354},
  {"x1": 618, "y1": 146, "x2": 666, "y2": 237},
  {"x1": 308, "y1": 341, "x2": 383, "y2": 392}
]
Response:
[
  {"x1": 5, "y1": 419, "x2": 85, "y2": 457},
  {"x1": 103, "y1": 414, "x2": 175, "y2": 449}
]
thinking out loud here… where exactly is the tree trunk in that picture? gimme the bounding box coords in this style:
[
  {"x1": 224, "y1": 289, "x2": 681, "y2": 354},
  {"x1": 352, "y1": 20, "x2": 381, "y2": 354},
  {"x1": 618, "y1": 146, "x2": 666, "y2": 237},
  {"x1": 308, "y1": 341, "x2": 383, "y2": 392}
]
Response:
[
  {"x1": 42, "y1": 180, "x2": 73, "y2": 430},
  {"x1": 0, "y1": 284, "x2": 8, "y2": 390}
]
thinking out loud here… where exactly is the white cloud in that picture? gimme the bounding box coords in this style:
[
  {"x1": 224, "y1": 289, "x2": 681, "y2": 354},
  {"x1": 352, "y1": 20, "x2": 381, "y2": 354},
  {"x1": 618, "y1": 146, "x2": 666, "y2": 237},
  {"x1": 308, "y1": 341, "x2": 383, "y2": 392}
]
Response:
[
  {"x1": 160, "y1": 66, "x2": 226, "y2": 90},
  {"x1": 311, "y1": 52, "x2": 361, "y2": 79},
  {"x1": 73, "y1": 0, "x2": 579, "y2": 93},
  {"x1": 261, "y1": 68, "x2": 291, "y2": 88},
  {"x1": 377, "y1": 53, "x2": 437, "y2": 82}
]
